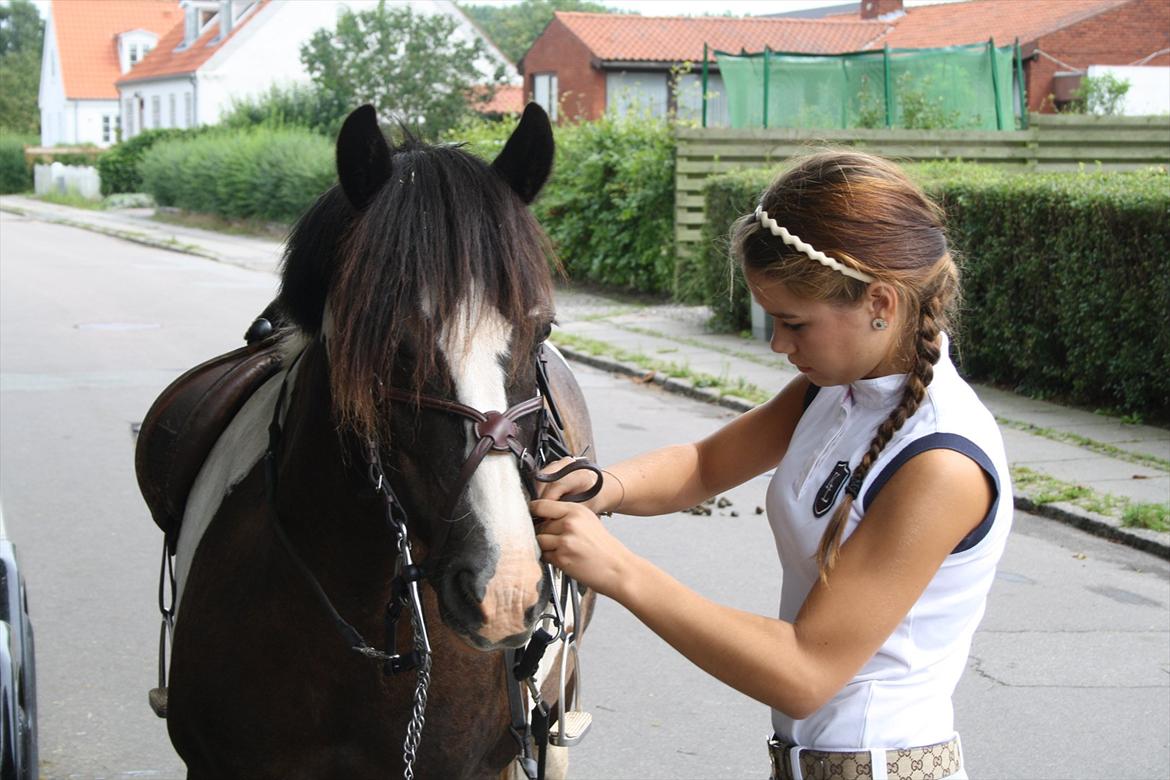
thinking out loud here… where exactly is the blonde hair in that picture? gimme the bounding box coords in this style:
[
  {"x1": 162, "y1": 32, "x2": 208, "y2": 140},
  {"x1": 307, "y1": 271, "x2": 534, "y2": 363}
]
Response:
[{"x1": 731, "y1": 150, "x2": 961, "y2": 583}]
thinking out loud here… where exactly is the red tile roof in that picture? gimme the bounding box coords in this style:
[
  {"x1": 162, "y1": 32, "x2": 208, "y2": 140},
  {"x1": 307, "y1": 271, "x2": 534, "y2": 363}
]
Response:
[
  {"x1": 552, "y1": 11, "x2": 887, "y2": 62},
  {"x1": 549, "y1": 1, "x2": 1134, "y2": 64},
  {"x1": 864, "y1": 0, "x2": 1134, "y2": 48},
  {"x1": 474, "y1": 85, "x2": 523, "y2": 115},
  {"x1": 51, "y1": 0, "x2": 181, "y2": 99},
  {"x1": 117, "y1": 0, "x2": 269, "y2": 85}
]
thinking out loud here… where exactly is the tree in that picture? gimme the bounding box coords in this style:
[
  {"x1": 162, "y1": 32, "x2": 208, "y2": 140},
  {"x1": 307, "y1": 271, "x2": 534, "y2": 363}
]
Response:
[
  {"x1": 460, "y1": 0, "x2": 615, "y2": 65},
  {"x1": 300, "y1": 1, "x2": 506, "y2": 139},
  {"x1": 0, "y1": 0, "x2": 44, "y2": 134}
]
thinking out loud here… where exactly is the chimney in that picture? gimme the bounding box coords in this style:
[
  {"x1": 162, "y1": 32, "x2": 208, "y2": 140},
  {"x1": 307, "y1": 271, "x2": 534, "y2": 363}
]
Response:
[
  {"x1": 219, "y1": 0, "x2": 234, "y2": 39},
  {"x1": 861, "y1": 0, "x2": 903, "y2": 20}
]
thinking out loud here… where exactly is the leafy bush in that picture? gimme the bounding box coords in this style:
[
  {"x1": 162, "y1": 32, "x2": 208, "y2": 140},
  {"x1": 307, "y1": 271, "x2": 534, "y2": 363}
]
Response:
[
  {"x1": 138, "y1": 126, "x2": 334, "y2": 223},
  {"x1": 219, "y1": 83, "x2": 347, "y2": 138},
  {"x1": 450, "y1": 114, "x2": 677, "y2": 293},
  {"x1": 697, "y1": 163, "x2": 1170, "y2": 417},
  {"x1": 1067, "y1": 72, "x2": 1131, "y2": 116},
  {"x1": 0, "y1": 133, "x2": 35, "y2": 193},
  {"x1": 97, "y1": 128, "x2": 208, "y2": 196}
]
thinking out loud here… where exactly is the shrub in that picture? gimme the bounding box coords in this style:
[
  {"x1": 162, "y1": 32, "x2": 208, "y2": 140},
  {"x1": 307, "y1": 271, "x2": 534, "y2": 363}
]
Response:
[
  {"x1": 97, "y1": 128, "x2": 208, "y2": 196},
  {"x1": 696, "y1": 163, "x2": 1170, "y2": 418},
  {"x1": 0, "y1": 134, "x2": 35, "y2": 193},
  {"x1": 450, "y1": 114, "x2": 676, "y2": 294},
  {"x1": 219, "y1": 83, "x2": 348, "y2": 138},
  {"x1": 138, "y1": 126, "x2": 334, "y2": 223}
]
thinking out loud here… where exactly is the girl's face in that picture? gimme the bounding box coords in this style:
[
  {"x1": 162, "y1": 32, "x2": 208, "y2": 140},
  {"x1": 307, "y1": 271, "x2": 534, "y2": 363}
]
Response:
[{"x1": 746, "y1": 270, "x2": 905, "y2": 386}]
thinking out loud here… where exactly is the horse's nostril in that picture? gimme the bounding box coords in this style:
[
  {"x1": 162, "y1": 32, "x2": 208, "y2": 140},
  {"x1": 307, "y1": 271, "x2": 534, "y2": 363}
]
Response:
[{"x1": 455, "y1": 569, "x2": 481, "y2": 607}]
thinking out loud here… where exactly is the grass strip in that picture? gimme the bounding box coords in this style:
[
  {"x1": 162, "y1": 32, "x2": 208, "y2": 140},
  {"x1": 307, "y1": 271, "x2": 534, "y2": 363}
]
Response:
[
  {"x1": 1010, "y1": 465, "x2": 1169, "y2": 531},
  {"x1": 551, "y1": 330, "x2": 772, "y2": 406}
]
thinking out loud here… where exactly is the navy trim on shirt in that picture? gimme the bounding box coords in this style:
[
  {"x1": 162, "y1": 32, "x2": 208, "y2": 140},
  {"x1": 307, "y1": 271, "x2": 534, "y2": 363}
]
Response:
[
  {"x1": 801, "y1": 382, "x2": 821, "y2": 413},
  {"x1": 861, "y1": 433, "x2": 1000, "y2": 554}
]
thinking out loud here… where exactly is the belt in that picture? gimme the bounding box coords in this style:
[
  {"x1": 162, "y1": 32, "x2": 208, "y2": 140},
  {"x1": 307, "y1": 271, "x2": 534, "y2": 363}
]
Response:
[{"x1": 768, "y1": 735, "x2": 961, "y2": 780}]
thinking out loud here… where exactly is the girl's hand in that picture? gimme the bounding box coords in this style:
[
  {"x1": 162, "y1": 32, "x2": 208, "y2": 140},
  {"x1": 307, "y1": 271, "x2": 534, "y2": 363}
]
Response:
[
  {"x1": 535, "y1": 456, "x2": 615, "y2": 515},
  {"x1": 530, "y1": 498, "x2": 634, "y2": 599}
]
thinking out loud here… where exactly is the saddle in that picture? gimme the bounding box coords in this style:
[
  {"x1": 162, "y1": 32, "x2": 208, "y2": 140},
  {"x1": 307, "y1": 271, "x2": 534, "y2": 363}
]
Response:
[{"x1": 136, "y1": 318, "x2": 285, "y2": 553}]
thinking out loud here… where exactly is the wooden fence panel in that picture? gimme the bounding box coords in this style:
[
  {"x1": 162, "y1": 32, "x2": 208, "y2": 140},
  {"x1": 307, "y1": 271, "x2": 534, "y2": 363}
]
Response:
[{"x1": 674, "y1": 114, "x2": 1170, "y2": 261}]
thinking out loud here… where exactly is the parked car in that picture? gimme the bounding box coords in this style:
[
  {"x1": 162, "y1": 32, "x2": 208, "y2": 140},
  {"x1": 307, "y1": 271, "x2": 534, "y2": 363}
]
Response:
[{"x1": 0, "y1": 501, "x2": 36, "y2": 780}]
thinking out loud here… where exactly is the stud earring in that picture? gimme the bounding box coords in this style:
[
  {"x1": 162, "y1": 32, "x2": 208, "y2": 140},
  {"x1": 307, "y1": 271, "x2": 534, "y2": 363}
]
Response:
[{"x1": 872, "y1": 318, "x2": 889, "y2": 331}]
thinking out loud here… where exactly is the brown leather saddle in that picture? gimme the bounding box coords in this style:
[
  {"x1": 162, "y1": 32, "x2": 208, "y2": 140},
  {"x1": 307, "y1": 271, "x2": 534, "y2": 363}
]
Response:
[{"x1": 136, "y1": 326, "x2": 285, "y2": 553}]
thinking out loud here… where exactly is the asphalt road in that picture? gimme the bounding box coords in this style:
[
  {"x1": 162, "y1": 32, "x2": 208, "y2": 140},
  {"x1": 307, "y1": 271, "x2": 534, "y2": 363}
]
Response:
[{"x1": 1, "y1": 211, "x2": 1167, "y2": 779}]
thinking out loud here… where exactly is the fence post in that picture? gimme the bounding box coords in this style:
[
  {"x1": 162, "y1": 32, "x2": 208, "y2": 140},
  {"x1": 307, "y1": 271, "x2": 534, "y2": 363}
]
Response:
[
  {"x1": 989, "y1": 37, "x2": 1003, "y2": 130},
  {"x1": 883, "y1": 45, "x2": 893, "y2": 128},
  {"x1": 763, "y1": 47, "x2": 770, "y2": 129},
  {"x1": 1014, "y1": 37, "x2": 1028, "y2": 129},
  {"x1": 702, "y1": 43, "x2": 709, "y2": 128}
]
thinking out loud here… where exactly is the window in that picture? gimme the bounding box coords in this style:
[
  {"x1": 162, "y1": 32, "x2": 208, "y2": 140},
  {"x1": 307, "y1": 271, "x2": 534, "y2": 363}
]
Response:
[
  {"x1": 606, "y1": 72, "x2": 667, "y2": 119},
  {"x1": 169, "y1": 94, "x2": 176, "y2": 127},
  {"x1": 151, "y1": 95, "x2": 161, "y2": 128},
  {"x1": 102, "y1": 115, "x2": 112, "y2": 143},
  {"x1": 184, "y1": 93, "x2": 193, "y2": 128},
  {"x1": 532, "y1": 73, "x2": 558, "y2": 122},
  {"x1": 129, "y1": 44, "x2": 140, "y2": 66}
]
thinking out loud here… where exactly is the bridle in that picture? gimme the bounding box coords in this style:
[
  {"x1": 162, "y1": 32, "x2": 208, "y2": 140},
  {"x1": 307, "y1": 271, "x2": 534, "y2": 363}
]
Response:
[{"x1": 265, "y1": 339, "x2": 601, "y2": 780}]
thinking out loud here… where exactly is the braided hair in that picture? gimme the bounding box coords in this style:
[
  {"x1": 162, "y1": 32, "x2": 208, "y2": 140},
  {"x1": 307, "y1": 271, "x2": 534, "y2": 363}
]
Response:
[{"x1": 731, "y1": 151, "x2": 961, "y2": 583}]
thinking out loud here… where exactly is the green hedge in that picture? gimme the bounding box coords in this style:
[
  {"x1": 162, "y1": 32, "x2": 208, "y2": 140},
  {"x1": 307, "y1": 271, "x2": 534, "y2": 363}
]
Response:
[
  {"x1": 452, "y1": 114, "x2": 676, "y2": 294},
  {"x1": 697, "y1": 163, "x2": 1170, "y2": 417},
  {"x1": 97, "y1": 128, "x2": 209, "y2": 196},
  {"x1": 0, "y1": 134, "x2": 35, "y2": 193},
  {"x1": 138, "y1": 126, "x2": 334, "y2": 223}
]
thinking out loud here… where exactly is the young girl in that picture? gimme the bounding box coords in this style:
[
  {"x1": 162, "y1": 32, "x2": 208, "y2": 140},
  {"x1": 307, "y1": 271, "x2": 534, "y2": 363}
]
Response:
[{"x1": 530, "y1": 151, "x2": 1011, "y2": 780}]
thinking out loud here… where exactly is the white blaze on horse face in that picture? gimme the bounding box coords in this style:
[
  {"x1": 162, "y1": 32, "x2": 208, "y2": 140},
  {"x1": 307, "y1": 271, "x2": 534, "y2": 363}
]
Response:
[{"x1": 441, "y1": 298, "x2": 543, "y2": 644}]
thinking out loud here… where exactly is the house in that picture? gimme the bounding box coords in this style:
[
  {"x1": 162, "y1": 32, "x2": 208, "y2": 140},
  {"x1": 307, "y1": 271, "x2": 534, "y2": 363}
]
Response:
[
  {"x1": 855, "y1": 0, "x2": 1170, "y2": 112},
  {"x1": 38, "y1": 0, "x2": 182, "y2": 147},
  {"x1": 114, "y1": 0, "x2": 518, "y2": 140},
  {"x1": 521, "y1": 12, "x2": 886, "y2": 125},
  {"x1": 520, "y1": 0, "x2": 1170, "y2": 123}
]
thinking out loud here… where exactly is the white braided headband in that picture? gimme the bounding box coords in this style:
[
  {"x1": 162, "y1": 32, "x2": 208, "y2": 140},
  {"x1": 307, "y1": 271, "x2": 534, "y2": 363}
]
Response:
[{"x1": 754, "y1": 206, "x2": 875, "y2": 284}]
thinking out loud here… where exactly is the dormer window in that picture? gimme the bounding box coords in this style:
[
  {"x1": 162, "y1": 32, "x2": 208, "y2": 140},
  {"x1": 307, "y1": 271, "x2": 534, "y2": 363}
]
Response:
[
  {"x1": 118, "y1": 30, "x2": 159, "y2": 73},
  {"x1": 179, "y1": 1, "x2": 221, "y2": 49}
]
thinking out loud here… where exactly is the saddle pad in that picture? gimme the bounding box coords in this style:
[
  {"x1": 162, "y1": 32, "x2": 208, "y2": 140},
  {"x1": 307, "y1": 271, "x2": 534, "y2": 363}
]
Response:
[{"x1": 136, "y1": 337, "x2": 285, "y2": 551}]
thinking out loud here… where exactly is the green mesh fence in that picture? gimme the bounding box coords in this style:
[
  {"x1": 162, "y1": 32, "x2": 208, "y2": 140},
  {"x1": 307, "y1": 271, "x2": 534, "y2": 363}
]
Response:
[{"x1": 710, "y1": 41, "x2": 1022, "y2": 131}]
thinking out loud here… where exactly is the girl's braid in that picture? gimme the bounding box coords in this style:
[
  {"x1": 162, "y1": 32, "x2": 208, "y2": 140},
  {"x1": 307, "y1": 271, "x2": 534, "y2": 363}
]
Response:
[{"x1": 815, "y1": 292, "x2": 945, "y2": 581}]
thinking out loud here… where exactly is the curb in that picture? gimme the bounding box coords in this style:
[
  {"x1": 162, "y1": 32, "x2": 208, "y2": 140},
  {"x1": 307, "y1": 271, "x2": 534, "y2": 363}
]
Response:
[
  {"x1": 1, "y1": 203, "x2": 224, "y2": 263},
  {"x1": 555, "y1": 344, "x2": 1170, "y2": 561}
]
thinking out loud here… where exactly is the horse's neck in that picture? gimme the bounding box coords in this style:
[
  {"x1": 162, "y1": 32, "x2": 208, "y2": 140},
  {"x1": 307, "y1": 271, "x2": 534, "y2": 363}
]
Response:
[{"x1": 274, "y1": 342, "x2": 397, "y2": 586}]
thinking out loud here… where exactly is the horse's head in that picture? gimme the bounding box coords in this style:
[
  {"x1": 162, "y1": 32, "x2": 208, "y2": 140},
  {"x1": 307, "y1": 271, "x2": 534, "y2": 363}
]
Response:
[{"x1": 276, "y1": 104, "x2": 558, "y2": 651}]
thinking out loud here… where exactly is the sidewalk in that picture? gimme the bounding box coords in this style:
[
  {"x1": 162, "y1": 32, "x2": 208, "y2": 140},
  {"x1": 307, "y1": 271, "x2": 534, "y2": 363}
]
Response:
[{"x1": 4, "y1": 194, "x2": 1167, "y2": 557}]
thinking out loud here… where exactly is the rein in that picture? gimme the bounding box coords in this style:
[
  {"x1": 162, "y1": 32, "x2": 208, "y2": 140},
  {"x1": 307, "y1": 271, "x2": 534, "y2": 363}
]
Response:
[{"x1": 264, "y1": 341, "x2": 600, "y2": 780}]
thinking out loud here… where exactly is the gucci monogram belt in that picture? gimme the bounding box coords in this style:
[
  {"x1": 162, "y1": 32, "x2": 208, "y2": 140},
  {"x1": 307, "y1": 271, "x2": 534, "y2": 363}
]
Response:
[{"x1": 768, "y1": 735, "x2": 961, "y2": 780}]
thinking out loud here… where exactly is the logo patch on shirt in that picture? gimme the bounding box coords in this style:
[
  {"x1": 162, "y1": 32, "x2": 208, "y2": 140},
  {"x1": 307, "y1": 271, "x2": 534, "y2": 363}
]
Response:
[{"x1": 813, "y1": 461, "x2": 852, "y2": 517}]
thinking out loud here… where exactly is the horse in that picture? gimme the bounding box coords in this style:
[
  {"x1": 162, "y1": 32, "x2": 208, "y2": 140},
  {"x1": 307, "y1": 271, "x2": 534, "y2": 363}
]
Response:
[{"x1": 136, "y1": 103, "x2": 597, "y2": 779}]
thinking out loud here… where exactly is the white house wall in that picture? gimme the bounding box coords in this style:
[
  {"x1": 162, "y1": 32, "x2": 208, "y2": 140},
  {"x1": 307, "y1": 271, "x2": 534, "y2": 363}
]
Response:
[
  {"x1": 121, "y1": 78, "x2": 197, "y2": 136},
  {"x1": 1087, "y1": 65, "x2": 1170, "y2": 116},
  {"x1": 37, "y1": 13, "x2": 67, "y2": 145},
  {"x1": 195, "y1": 0, "x2": 517, "y2": 127}
]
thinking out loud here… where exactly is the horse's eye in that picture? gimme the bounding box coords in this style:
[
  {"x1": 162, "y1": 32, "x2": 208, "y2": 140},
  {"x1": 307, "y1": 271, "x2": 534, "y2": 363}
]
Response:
[{"x1": 538, "y1": 321, "x2": 553, "y2": 343}]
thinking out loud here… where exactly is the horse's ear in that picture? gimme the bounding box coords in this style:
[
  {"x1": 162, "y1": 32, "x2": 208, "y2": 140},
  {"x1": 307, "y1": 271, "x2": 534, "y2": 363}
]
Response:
[
  {"x1": 491, "y1": 102, "x2": 554, "y2": 204},
  {"x1": 336, "y1": 104, "x2": 392, "y2": 210}
]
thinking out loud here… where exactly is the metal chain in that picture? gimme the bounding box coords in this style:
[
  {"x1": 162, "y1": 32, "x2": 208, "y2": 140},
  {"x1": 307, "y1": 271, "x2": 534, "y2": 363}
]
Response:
[{"x1": 402, "y1": 594, "x2": 432, "y2": 780}]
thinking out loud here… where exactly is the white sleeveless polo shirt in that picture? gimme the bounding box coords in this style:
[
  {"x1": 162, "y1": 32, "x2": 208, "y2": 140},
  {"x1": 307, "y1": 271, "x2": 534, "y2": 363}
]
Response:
[{"x1": 766, "y1": 334, "x2": 1012, "y2": 749}]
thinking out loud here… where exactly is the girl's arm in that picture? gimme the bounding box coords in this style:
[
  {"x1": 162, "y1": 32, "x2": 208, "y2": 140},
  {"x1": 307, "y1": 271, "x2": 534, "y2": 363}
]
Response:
[
  {"x1": 540, "y1": 375, "x2": 812, "y2": 516},
  {"x1": 531, "y1": 448, "x2": 993, "y2": 718}
]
